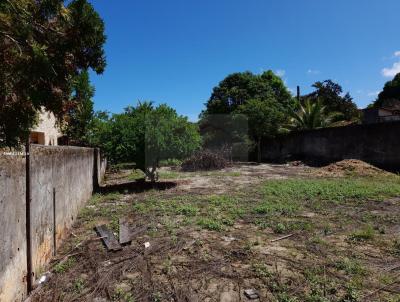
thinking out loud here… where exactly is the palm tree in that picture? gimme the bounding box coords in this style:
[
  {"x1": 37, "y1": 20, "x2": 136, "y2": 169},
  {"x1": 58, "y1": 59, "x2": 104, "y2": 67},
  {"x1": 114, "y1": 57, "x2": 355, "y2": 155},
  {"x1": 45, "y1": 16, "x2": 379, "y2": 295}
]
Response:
[{"x1": 284, "y1": 99, "x2": 343, "y2": 131}]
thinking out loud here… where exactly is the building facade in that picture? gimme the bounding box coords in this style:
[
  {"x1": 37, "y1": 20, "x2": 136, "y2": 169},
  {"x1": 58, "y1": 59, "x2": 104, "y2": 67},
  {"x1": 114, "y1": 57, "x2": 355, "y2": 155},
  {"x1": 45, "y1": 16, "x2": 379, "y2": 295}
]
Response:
[{"x1": 30, "y1": 110, "x2": 63, "y2": 145}]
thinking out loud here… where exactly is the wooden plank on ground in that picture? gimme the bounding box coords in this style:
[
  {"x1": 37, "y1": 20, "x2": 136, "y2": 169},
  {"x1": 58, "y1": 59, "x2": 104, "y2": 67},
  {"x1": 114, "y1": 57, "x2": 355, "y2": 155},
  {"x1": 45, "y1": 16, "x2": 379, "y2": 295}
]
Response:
[
  {"x1": 119, "y1": 217, "x2": 148, "y2": 245},
  {"x1": 94, "y1": 225, "x2": 122, "y2": 252}
]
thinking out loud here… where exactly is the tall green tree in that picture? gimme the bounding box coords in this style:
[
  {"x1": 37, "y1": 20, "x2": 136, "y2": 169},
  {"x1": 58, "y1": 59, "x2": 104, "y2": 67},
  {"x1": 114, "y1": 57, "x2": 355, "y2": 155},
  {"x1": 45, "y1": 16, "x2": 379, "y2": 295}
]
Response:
[
  {"x1": 63, "y1": 70, "x2": 95, "y2": 145},
  {"x1": 236, "y1": 98, "x2": 285, "y2": 162},
  {"x1": 200, "y1": 70, "x2": 293, "y2": 159},
  {"x1": 0, "y1": 0, "x2": 106, "y2": 147},
  {"x1": 203, "y1": 70, "x2": 292, "y2": 115},
  {"x1": 306, "y1": 80, "x2": 359, "y2": 121},
  {"x1": 373, "y1": 73, "x2": 400, "y2": 108}
]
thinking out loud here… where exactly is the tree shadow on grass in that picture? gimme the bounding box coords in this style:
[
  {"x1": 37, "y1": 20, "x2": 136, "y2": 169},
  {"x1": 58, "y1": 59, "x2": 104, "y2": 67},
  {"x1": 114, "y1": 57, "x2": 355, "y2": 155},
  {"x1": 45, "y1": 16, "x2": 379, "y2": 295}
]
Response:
[{"x1": 98, "y1": 179, "x2": 177, "y2": 194}]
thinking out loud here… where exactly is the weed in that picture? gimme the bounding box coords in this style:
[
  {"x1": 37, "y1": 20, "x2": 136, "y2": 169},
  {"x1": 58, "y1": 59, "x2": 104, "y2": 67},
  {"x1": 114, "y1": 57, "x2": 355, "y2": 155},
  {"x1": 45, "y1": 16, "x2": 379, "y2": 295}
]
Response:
[
  {"x1": 334, "y1": 258, "x2": 366, "y2": 276},
  {"x1": 197, "y1": 218, "x2": 223, "y2": 231},
  {"x1": 176, "y1": 204, "x2": 198, "y2": 216},
  {"x1": 252, "y1": 263, "x2": 272, "y2": 278},
  {"x1": 127, "y1": 169, "x2": 145, "y2": 180},
  {"x1": 348, "y1": 225, "x2": 375, "y2": 242},
  {"x1": 54, "y1": 257, "x2": 76, "y2": 273},
  {"x1": 73, "y1": 278, "x2": 85, "y2": 293},
  {"x1": 90, "y1": 192, "x2": 122, "y2": 205},
  {"x1": 113, "y1": 286, "x2": 135, "y2": 302},
  {"x1": 254, "y1": 200, "x2": 299, "y2": 215}
]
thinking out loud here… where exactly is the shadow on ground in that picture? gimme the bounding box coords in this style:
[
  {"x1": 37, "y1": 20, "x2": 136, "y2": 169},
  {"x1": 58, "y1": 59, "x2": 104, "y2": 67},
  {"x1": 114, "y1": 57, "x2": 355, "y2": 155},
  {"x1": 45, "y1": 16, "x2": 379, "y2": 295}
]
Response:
[{"x1": 99, "y1": 180, "x2": 177, "y2": 194}]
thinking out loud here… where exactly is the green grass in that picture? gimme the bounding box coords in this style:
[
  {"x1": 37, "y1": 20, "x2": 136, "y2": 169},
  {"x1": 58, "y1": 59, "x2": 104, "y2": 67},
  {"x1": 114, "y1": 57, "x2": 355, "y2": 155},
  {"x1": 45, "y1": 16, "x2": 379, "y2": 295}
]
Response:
[
  {"x1": 127, "y1": 169, "x2": 145, "y2": 181},
  {"x1": 265, "y1": 177, "x2": 400, "y2": 202},
  {"x1": 348, "y1": 225, "x2": 375, "y2": 242},
  {"x1": 158, "y1": 171, "x2": 184, "y2": 179},
  {"x1": 197, "y1": 218, "x2": 223, "y2": 231},
  {"x1": 89, "y1": 192, "x2": 123, "y2": 205},
  {"x1": 54, "y1": 257, "x2": 76, "y2": 273},
  {"x1": 176, "y1": 204, "x2": 199, "y2": 216},
  {"x1": 334, "y1": 258, "x2": 366, "y2": 276},
  {"x1": 159, "y1": 158, "x2": 182, "y2": 167}
]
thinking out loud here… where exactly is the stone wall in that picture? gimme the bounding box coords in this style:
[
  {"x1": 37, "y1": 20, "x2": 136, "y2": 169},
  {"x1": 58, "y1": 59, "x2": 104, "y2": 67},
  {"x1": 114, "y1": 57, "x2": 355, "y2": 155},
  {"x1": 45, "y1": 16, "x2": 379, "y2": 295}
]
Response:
[
  {"x1": 262, "y1": 121, "x2": 400, "y2": 171},
  {"x1": 0, "y1": 145, "x2": 106, "y2": 302}
]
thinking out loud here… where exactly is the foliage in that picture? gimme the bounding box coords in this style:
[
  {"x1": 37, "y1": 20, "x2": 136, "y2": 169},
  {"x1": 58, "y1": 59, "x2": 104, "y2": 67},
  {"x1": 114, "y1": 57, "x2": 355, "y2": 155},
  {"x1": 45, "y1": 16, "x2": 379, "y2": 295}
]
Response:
[
  {"x1": 306, "y1": 80, "x2": 359, "y2": 121},
  {"x1": 0, "y1": 0, "x2": 106, "y2": 147},
  {"x1": 373, "y1": 73, "x2": 400, "y2": 108},
  {"x1": 62, "y1": 70, "x2": 95, "y2": 145},
  {"x1": 200, "y1": 70, "x2": 293, "y2": 159},
  {"x1": 88, "y1": 102, "x2": 201, "y2": 182},
  {"x1": 203, "y1": 70, "x2": 292, "y2": 115},
  {"x1": 284, "y1": 99, "x2": 343, "y2": 131},
  {"x1": 236, "y1": 98, "x2": 286, "y2": 161}
]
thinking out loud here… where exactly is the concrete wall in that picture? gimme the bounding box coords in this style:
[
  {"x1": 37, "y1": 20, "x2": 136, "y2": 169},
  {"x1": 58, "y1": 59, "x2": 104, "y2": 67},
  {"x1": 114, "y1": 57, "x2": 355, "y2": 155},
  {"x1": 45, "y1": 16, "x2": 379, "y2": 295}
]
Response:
[
  {"x1": 30, "y1": 145, "x2": 95, "y2": 277},
  {"x1": 0, "y1": 155, "x2": 27, "y2": 302},
  {"x1": 262, "y1": 121, "x2": 400, "y2": 171},
  {"x1": 0, "y1": 145, "x2": 106, "y2": 302}
]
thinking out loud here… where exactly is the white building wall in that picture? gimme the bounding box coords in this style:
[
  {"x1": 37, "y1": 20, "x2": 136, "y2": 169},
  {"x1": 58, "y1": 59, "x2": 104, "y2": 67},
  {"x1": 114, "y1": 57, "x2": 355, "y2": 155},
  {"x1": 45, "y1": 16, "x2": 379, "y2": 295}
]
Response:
[{"x1": 31, "y1": 110, "x2": 63, "y2": 145}]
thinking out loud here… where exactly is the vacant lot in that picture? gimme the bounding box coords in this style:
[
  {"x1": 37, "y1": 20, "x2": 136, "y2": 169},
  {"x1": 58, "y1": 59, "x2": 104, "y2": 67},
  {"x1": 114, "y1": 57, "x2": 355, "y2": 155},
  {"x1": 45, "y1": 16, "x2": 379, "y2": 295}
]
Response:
[{"x1": 31, "y1": 163, "x2": 400, "y2": 302}]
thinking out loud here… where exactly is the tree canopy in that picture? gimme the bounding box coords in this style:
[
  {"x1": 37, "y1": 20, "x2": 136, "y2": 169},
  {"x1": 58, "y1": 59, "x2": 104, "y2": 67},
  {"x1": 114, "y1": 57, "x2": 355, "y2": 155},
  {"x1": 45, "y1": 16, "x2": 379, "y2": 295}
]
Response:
[
  {"x1": 62, "y1": 70, "x2": 95, "y2": 145},
  {"x1": 203, "y1": 70, "x2": 293, "y2": 115},
  {"x1": 236, "y1": 98, "x2": 286, "y2": 162},
  {"x1": 373, "y1": 73, "x2": 400, "y2": 108},
  {"x1": 88, "y1": 102, "x2": 201, "y2": 181},
  {"x1": 306, "y1": 80, "x2": 359, "y2": 121},
  {"x1": 200, "y1": 70, "x2": 293, "y2": 160},
  {"x1": 0, "y1": 0, "x2": 106, "y2": 147}
]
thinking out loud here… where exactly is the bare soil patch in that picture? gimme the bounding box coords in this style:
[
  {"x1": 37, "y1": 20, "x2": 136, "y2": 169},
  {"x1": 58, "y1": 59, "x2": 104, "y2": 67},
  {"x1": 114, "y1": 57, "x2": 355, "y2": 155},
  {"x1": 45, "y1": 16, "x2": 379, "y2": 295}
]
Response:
[{"x1": 29, "y1": 163, "x2": 400, "y2": 302}]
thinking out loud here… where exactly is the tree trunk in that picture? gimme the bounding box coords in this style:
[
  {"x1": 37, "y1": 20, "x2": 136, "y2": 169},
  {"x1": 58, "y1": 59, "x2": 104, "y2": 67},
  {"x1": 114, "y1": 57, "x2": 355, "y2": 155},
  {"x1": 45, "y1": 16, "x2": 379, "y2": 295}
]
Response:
[{"x1": 257, "y1": 137, "x2": 261, "y2": 163}]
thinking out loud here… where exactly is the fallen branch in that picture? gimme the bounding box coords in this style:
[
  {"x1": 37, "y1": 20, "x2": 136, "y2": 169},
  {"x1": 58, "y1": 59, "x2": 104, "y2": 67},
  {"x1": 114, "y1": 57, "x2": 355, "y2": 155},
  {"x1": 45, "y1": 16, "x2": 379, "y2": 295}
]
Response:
[
  {"x1": 271, "y1": 234, "x2": 294, "y2": 242},
  {"x1": 362, "y1": 277, "x2": 400, "y2": 299}
]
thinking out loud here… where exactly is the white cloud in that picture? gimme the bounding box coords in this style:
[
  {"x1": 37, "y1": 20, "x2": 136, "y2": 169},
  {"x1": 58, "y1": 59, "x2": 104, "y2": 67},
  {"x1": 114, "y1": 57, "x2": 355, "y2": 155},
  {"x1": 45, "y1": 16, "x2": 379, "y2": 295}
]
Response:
[
  {"x1": 367, "y1": 91, "x2": 380, "y2": 97},
  {"x1": 382, "y1": 61, "x2": 400, "y2": 77},
  {"x1": 395, "y1": 51, "x2": 400, "y2": 57},
  {"x1": 275, "y1": 69, "x2": 286, "y2": 77},
  {"x1": 307, "y1": 69, "x2": 320, "y2": 75}
]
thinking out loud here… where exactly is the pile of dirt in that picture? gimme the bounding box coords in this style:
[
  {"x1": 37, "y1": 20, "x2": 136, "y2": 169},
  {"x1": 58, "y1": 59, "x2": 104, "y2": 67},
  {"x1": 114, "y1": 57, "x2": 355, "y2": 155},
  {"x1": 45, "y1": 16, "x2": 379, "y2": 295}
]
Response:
[
  {"x1": 314, "y1": 159, "x2": 391, "y2": 177},
  {"x1": 181, "y1": 150, "x2": 228, "y2": 172}
]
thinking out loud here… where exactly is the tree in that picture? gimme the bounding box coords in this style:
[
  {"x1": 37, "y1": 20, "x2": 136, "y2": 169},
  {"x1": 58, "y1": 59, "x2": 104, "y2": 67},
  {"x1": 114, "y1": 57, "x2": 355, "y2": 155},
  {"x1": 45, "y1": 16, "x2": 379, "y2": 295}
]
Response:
[
  {"x1": 203, "y1": 70, "x2": 292, "y2": 115},
  {"x1": 306, "y1": 80, "x2": 359, "y2": 121},
  {"x1": 236, "y1": 98, "x2": 286, "y2": 162},
  {"x1": 62, "y1": 70, "x2": 95, "y2": 145},
  {"x1": 373, "y1": 73, "x2": 400, "y2": 108},
  {"x1": 88, "y1": 102, "x2": 201, "y2": 182},
  {"x1": 0, "y1": 0, "x2": 106, "y2": 147},
  {"x1": 200, "y1": 70, "x2": 293, "y2": 159},
  {"x1": 284, "y1": 99, "x2": 343, "y2": 131}
]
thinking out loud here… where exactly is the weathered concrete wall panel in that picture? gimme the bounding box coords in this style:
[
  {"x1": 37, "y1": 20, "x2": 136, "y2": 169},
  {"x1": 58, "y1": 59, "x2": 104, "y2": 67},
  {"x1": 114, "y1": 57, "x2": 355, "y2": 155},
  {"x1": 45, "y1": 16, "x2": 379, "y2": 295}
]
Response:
[
  {"x1": 30, "y1": 145, "x2": 95, "y2": 278},
  {"x1": 262, "y1": 121, "x2": 400, "y2": 170},
  {"x1": 0, "y1": 155, "x2": 27, "y2": 302},
  {"x1": 0, "y1": 145, "x2": 106, "y2": 302}
]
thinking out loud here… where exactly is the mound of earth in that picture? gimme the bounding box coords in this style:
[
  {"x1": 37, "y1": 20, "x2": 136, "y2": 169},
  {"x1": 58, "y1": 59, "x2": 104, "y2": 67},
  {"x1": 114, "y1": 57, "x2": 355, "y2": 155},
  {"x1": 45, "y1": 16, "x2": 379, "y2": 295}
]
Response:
[{"x1": 314, "y1": 159, "x2": 391, "y2": 177}]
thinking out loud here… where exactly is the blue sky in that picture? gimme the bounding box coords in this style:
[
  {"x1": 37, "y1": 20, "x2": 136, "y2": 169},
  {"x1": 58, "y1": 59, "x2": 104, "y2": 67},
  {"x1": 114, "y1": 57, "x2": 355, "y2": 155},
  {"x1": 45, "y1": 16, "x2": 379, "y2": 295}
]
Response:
[{"x1": 89, "y1": 0, "x2": 400, "y2": 121}]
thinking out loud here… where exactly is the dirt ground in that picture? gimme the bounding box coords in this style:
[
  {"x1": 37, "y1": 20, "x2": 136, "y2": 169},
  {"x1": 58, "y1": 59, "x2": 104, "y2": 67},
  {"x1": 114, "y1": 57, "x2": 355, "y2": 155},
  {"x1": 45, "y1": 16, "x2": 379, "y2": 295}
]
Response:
[{"x1": 30, "y1": 162, "x2": 400, "y2": 302}]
